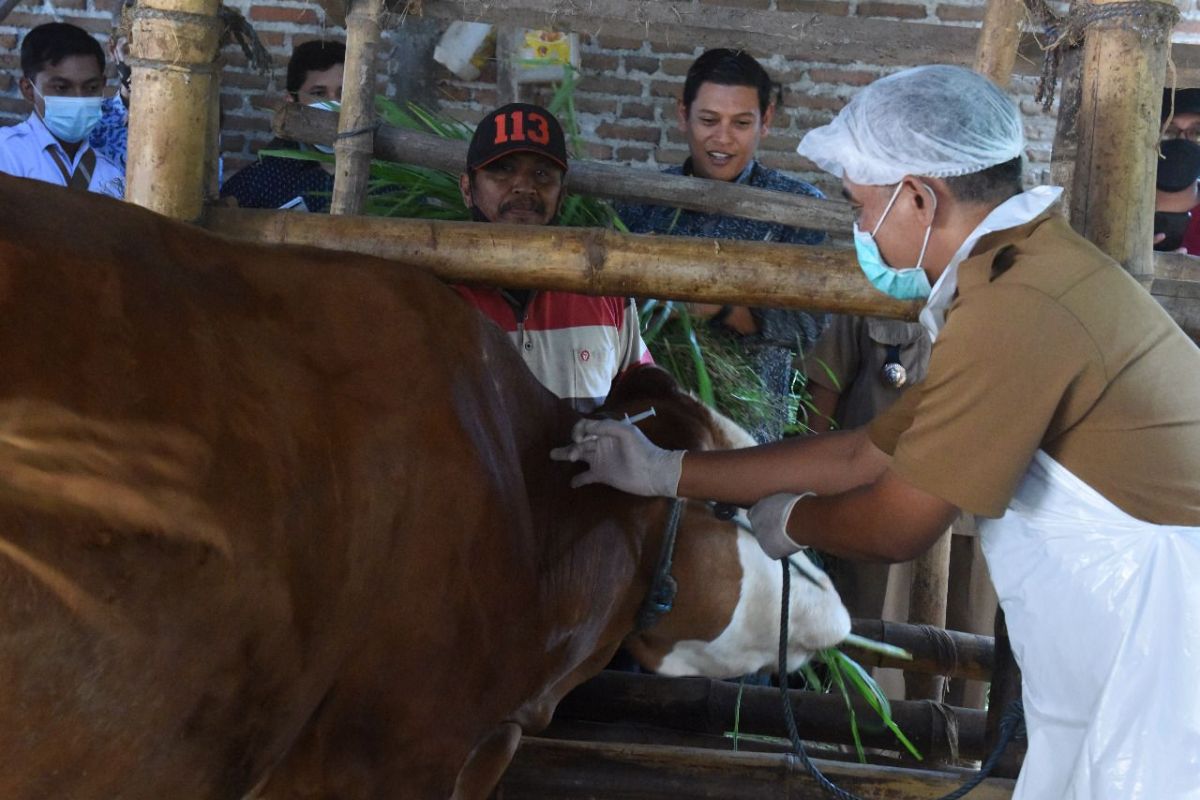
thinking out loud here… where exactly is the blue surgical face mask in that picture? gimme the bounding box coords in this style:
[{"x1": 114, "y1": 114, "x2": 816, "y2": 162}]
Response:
[
  {"x1": 308, "y1": 100, "x2": 341, "y2": 154},
  {"x1": 34, "y1": 86, "x2": 104, "y2": 144},
  {"x1": 852, "y1": 181, "x2": 936, "y2": 301}
]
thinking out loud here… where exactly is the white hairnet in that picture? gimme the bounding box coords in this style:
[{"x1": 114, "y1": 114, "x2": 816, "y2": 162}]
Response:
[{"x1": 797, "y1": 65, "x2": 1025, "y2": 186}]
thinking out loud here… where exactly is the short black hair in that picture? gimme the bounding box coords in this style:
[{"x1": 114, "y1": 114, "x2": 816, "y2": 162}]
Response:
[
  {"x1": 682, "y1": 48, "x2": 774, "y2": 116},
  {"x1": 20, "y1": 22, "x2": 105, "y2": 81},
  {"x1": 286, "y1": 40, "x2": 346, "y2": 96},
  {"x1": 942, "y1": 157, "x2": 1024, "y2": 205}
]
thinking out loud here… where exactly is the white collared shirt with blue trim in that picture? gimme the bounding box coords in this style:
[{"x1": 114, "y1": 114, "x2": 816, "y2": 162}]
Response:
[{"x1": 0, "y1": 113, "x2": 125, "y2": 198}]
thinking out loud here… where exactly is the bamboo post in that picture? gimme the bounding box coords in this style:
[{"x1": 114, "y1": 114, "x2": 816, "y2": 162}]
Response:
[
  {"x1": 205, "y1": 55, "x2": 222, "y2": 199},
  {"x1": 330, "y1": 0, "x2": 384, "y2": 216},
  {"x1": 125, "y1": 0, "x2": 221, "y2": 220},
  {"x1": 1051, "y1": 45, "x2": 1084, "y2": 224},
  {"x1": 901, "y1": 2, "x2": 1026, "y2": 704},
  {"x1": 496, "y1": 27, "x2": 522, "y2": 106},
  {"x1": 974, "y1": 0, "x2": 1025, "y2": 86},
  {"x1": 905, "y1": 537, "x2": 952, "y2": 703},
  {"x1": 1071, "y1": 0, "x2": 1179, "y2": 282}
]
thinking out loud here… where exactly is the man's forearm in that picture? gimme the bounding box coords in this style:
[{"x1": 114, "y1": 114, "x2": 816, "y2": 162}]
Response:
[
  {"x1": 677, "y1": 427, "x2": 888, "y2": 505},
  {"x1": 785, "y1": 470, "x2": 959, "y2": 563}
]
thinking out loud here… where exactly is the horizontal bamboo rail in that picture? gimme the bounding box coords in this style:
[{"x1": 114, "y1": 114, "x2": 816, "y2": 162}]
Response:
[
  {"x1": 201, "y1": 207, "x2": 1200, "y2": 336},
  {"x1": 274, "y1": 104, "x2": 855, "y2": 232},
  {"x1": 202, "y1": 207, "x2": 919, "y2": 318},
  {"x1": 556, "y1": 671, "x2": 989, "y2": 762},
  {"x1": 847, "y1": 619, "x2": 993, "y2": 682},
  {"x1": 499, "y1": 737, "x2": 1017, "y2": 799}
]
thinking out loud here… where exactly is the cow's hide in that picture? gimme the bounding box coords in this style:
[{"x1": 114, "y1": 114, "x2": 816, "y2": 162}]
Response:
[{"x1": 0, "y1": 175, "x2": 847, "y2": 800}]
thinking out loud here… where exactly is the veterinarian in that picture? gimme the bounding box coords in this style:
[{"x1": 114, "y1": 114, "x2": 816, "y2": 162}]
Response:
[{"x1": 553, "y1": 64, "x2": 1200, "y2": 799}]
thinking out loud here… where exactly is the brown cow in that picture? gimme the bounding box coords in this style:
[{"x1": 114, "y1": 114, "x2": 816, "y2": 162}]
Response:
[{"x1": 0, "y1": 175, "x2": 848, "y2": 799}]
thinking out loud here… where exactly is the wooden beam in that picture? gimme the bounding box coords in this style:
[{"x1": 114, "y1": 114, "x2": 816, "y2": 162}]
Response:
[
  {"x1": 400, "y1": 0, "x2": 1200, "y2": 84},
  {"x1": 201, "y1": 207, "x2": 910, "y2": 316},
  {"x1": 126, "y1": 0, "x2": 221, "y2": 220},
  {"x1": 846, "y1": 619, "x2": 993, "y2": 682},
  {"x1": 275, "y1": 104, "x2": 855, "y2": 231},
  {"x1": 554, "y1": 670, "x2": 991, "y2": 762},
  {"x1": 202, "y1": 207, "x2": 1200, "y2": 333},
  {"x1": 332, "y1": 0, "x2": 385, "y2": 215},
  {"x1": 1150, "y1": 252, "x2": 1200, "y2": 341},
  {"x1": 1072, "y1": 0, "x2": 1178, "y2": 282},
  {"x1": 500, "y1": 738, "x2": 1017, "y2": 799},
  {"x1": 975, "y1": 0, "x2": 1025, "y2": 86},
  {"x1": 0, "y1": 0, "x2": 22, "y2": 26}
]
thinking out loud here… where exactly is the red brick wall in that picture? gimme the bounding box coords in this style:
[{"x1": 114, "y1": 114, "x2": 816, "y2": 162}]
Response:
[{"x1": 1, "y1": 0, "x2": 1196, "y2": 192}]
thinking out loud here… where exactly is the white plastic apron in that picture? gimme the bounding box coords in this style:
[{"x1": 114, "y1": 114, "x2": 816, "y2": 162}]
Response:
[{"x1": 979, "y1": 451, "x2": 1200, "y2": 799}]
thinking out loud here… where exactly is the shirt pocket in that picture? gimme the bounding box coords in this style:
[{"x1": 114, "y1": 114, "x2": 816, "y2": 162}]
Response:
[{"x1": 865, "y1": 318, "x2": 932, "y2": 386}]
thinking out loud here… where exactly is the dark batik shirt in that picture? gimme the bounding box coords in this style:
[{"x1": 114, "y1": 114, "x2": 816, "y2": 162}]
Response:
[
  {"x1": 616, "y1": 159, "x2": 828, "y2": 442},
  {"x1": 219, "y1": 139, "x2": 334, "y2": 212},
  {"x1": 90, "y1": 94, "x2": 128, "y2": 172}
]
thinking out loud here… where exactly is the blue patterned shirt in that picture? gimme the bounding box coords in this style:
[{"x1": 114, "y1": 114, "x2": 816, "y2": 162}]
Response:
[
  {"x1": 90, "y1": 94, "x2": 128, "y2": 173},
  {"x1": 616, "y1": 159, "x2": 829, "y2": 441}
]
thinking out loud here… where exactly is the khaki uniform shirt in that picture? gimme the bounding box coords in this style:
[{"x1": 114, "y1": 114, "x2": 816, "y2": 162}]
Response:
[
  {"x1": 869, "y1": 213, "x2": 1200, "y2": 525},
  {"x1": 804, "y1": 315, "x2": 931, "y2": 429}
]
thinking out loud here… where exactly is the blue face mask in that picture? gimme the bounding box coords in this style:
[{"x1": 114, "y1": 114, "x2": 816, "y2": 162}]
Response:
[
  {"x1": 308, "y1": 100, "x2": 341, "y2": 154},
  {"x1": 852, "y1": 181, "x2": 936, "y2": 301},
  {"x1": 34, "y1": 86, "x2": 104, "y2": 144}
]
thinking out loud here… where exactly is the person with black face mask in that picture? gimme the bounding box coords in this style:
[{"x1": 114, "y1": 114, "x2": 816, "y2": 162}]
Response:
[{"x1": 1155, "y1": 138, "x2": 1200, "y2": 255}]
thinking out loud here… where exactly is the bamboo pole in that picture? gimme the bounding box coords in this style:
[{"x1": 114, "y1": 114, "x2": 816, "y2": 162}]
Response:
[
  {"x1": 495, "y1": 27, "x2": 522, "y2": 106},
  {"x1": 500, "y1": 738, "x2": 1017, "y2": 799},
  {"x1": 125, "y1": 0, "x2": 221, "y2": 220},
  {"x1": 846, "y1": 620, "x2": 993, "y2": 683},
  {"x1": 974, "y1": 0, "x2": 1025, "y2": 86},
  {"x1": 1050, "y1": 45, "x2": 1084, "y2": 224},
  {"x1": 202, "y1": 207, "x2": 1200, "y2": 335},
  {"x1": 205, "y1": 55, "x2": 222, "y2": 199},
  {"x1": 555, "y1": 671, "x2": 991, "y2": 762},
  {"x1": 274, "y1": 104, "x2": 855, "y2": 231},
  {"x1": 202, "y1": 207, "x2": 918, "y2": 318},
  {"x1": 900, "y1": 4, "x2": 1026, "y2": 705},
  {"x1": 330, "y1": 0, "x2": 385, "y2": 216},
  {"x1": 1071, "y1": 0, "x2": 1179, "y2": 282}
]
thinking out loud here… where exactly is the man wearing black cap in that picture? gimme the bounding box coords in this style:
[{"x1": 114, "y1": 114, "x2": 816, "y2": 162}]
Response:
[
  {"x1": 1155, "y1": 138, "x2": 1200, "y2": 254},
  {"x1": 454, "y1": 103, "x2": 652, "y2": 412}
]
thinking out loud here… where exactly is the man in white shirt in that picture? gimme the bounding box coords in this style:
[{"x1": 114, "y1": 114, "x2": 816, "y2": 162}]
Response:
[{"x1": 0, "y1": 22, "x2": 124, "y2": 198}]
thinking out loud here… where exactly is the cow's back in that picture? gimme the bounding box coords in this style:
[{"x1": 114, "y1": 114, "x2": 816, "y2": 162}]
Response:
[{"x1": 0, "y1": 176, "x2": 573, "y2": 798}]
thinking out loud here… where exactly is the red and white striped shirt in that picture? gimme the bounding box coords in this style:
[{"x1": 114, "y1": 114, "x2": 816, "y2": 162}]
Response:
[{"x1": 456, "y1": 286, "x2": 653, "y2": 412}]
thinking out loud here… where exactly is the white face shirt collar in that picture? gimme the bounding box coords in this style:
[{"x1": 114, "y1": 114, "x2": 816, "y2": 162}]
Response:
[{"x1": 919, "y1": 185, "x2": 1064, "y2": 341}]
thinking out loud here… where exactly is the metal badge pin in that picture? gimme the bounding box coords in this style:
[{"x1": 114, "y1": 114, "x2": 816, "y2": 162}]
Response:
[{"x1": 882, "y1": 361, "x2": 907, "y2": 388}]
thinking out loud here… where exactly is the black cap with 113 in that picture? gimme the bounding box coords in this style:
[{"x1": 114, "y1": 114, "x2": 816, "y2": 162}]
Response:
[{"x1": 467, "y1": 103, "x2": 569, "y2": 173}]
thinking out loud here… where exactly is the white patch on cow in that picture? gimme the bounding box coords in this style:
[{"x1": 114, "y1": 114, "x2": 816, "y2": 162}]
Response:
[
  {"x1": 698, "y1": 404, "x2": 758, "y2": 451},
  {"x1": 655, "y1": 523, "x2": 850, "y2": 679}
]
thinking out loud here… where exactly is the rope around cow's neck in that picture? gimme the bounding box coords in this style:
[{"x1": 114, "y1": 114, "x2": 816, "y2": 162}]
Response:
[{"x1": 777, "y1": 560, "x2": 1026, "y2": 800}]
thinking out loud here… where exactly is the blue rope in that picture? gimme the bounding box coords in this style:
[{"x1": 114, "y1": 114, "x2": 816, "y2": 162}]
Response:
[{"x1": 777, "y1": 560, "x2": 1025, "y2": 799}]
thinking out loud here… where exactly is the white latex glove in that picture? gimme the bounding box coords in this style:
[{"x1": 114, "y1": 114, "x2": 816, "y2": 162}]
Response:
[
  {"x1": 747, "y1": 491, "x2": 815, "y2": 560},
  {"x1": 549, "y1": 418, "x2": 684, "y2": 497}
]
